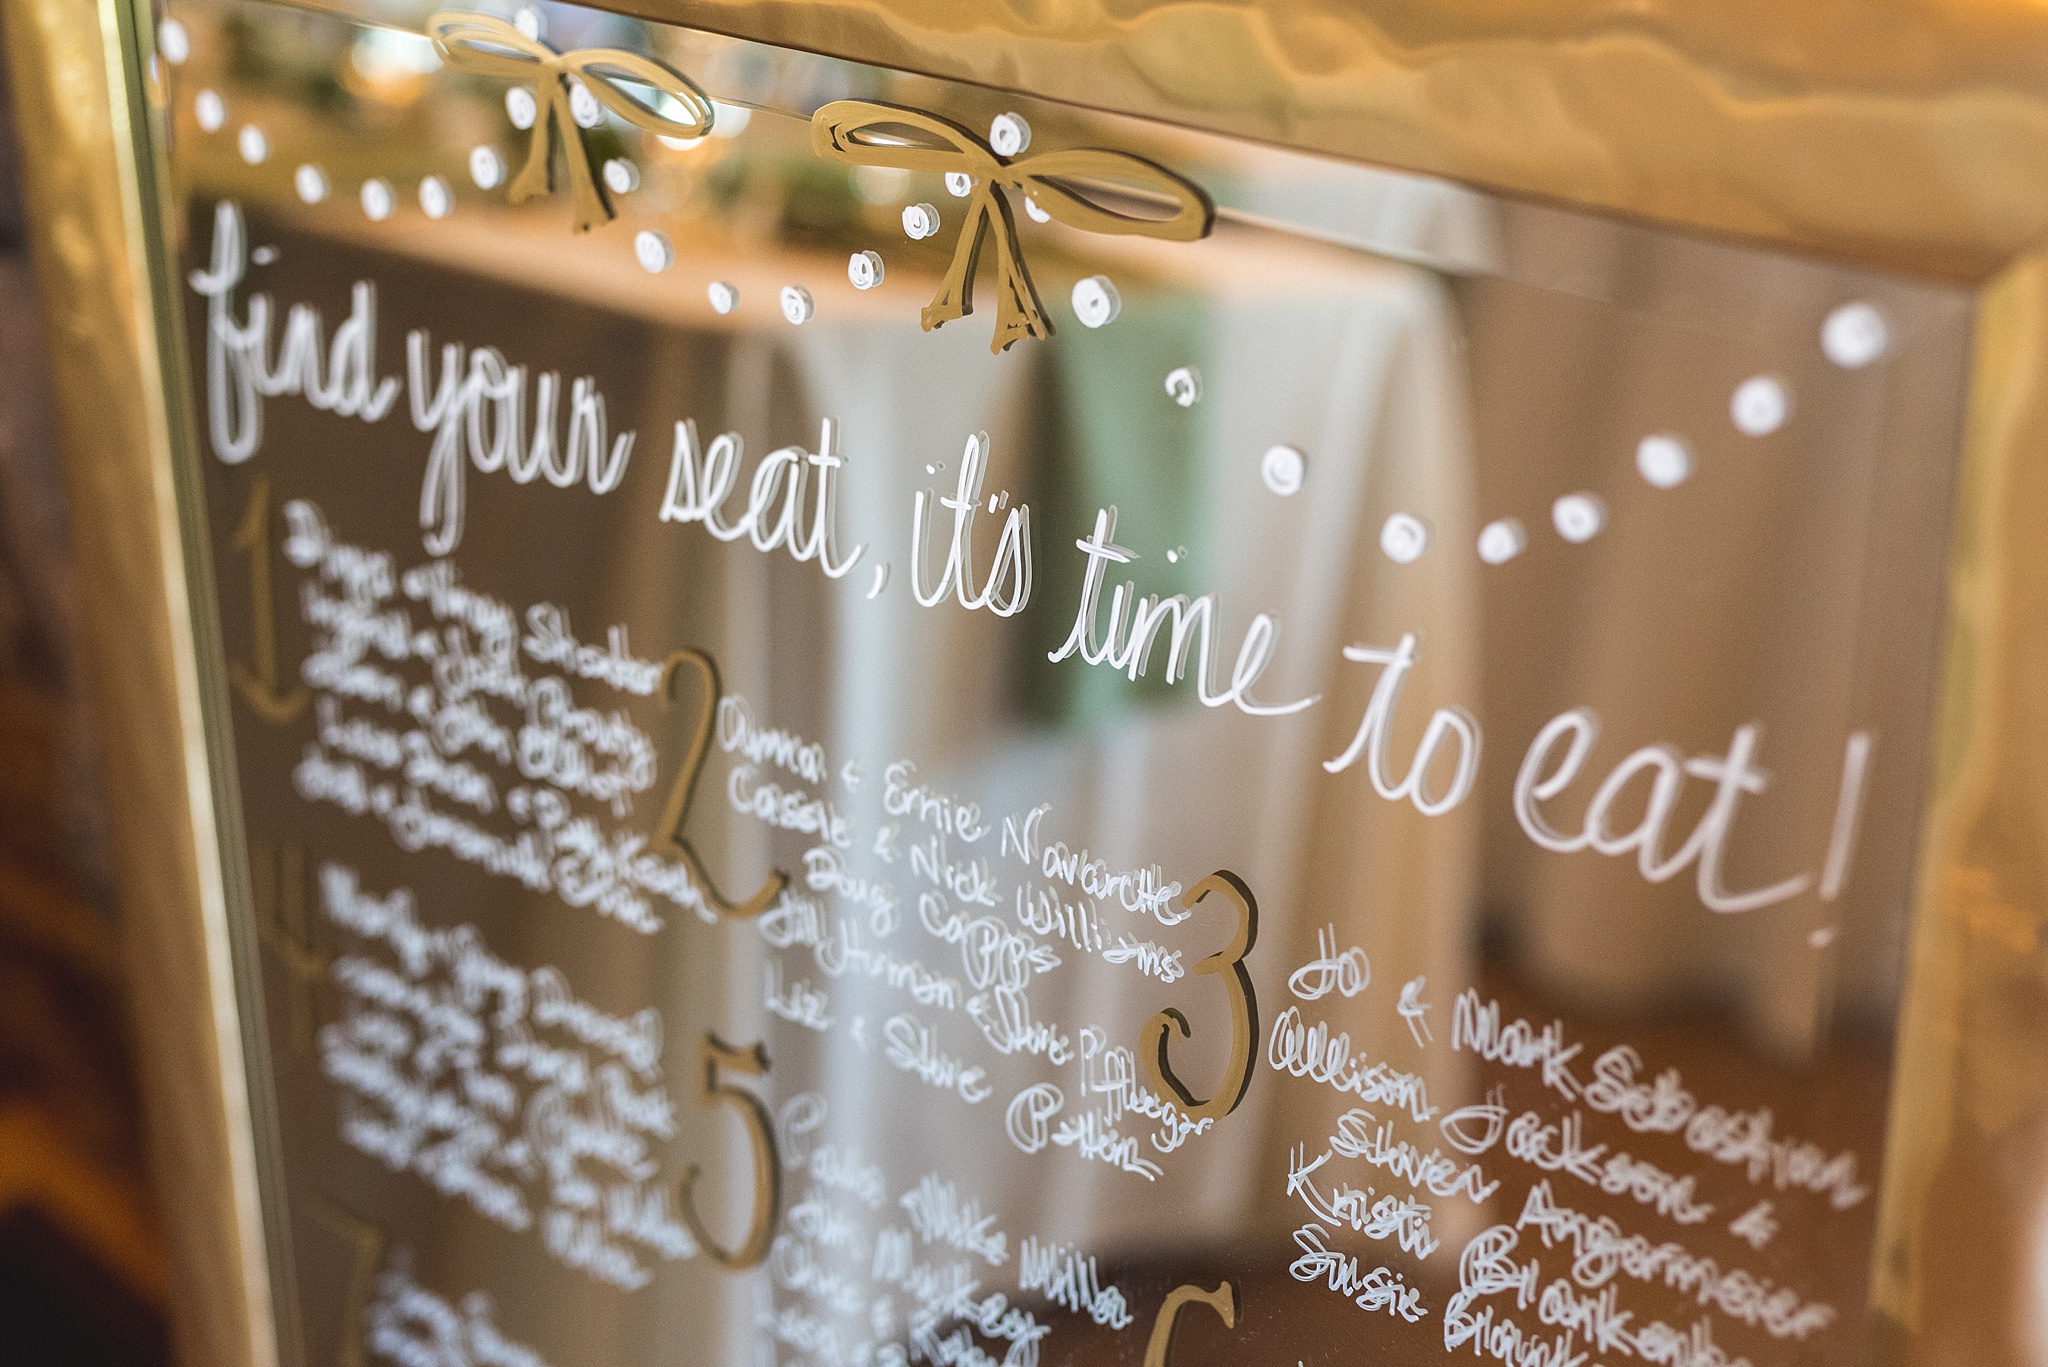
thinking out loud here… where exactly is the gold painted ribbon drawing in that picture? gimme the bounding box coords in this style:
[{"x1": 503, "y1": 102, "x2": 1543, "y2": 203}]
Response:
[
  {"x1": 811, "y1": 101, "x2": 1214, "y2": 352},
  {"x1": 428, "y1": 12, "x2": 713, "y2": 231}
]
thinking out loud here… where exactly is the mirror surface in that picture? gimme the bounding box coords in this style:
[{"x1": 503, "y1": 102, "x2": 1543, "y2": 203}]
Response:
[{"x1": 152, "y1": 3, "x2": 1973, "y2": 1362}]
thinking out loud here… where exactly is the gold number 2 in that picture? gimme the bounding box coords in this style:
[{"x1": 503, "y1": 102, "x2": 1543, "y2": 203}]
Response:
[
  {"x1": 230, "y1": 477, "x2": 309, "y2": 723},
  {"x1": 1140, "y1": 870, "x2": 1259, "y2": 1122},
  {"x1": 1144, "y1": 1281, "x2": 1238, "y2": 1367},
  {"x1": 657, "y1": 649, "x2": 787, "y2": 918},
  {"x1": 678, "y1": 1032, "x2": 782, "y2": 1269}
]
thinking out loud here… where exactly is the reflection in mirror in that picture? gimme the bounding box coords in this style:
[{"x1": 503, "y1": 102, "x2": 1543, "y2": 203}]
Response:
[{"x1": 154, "y1": 2, "x2": 1971, "y2": 1363}]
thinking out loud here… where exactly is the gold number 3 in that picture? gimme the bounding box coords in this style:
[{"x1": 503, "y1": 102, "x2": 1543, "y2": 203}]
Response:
[
  {"x1": 1140, "y1": 870, "x2": 1258, "y2": 1122},
  {"x1": 677, "y1": 1032, "x2": 782, "y2": 1269},
  {"x1": 1144, "y1": 1281, "x2": 1238, "y2": 1367},
  {"x1": 657, "y1": 649, "x2": 787, "y2": 918}
]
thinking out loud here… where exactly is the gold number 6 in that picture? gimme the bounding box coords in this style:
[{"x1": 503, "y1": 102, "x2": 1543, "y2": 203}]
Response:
[
  {"x1": 677, "y1": 1032, "x2": 783, "y2": 1269},
  {"x1": 1140, "y1": 870, "x2": 1258, "y2": 1123},
  {"x1": 657, "y1": 648, "x2": 787, "y2": 918},
  {"x1": 1144, "y1": 1280, "x2": 1238, "y2": 1367}
]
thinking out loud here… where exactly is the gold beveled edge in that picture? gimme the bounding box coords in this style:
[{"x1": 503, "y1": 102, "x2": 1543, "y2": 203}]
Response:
[
  {"x1": 1867, "y1": 251, "x2": 2048, "y2": 1365},
  {"x1": 622, "y1": 0, "x2": 2048, "y2": 284},
  {"x1": 0, "y1": 1, "x2": 279, "y2": 1366},
  {"x1": 277, "y1": 0, "x2": 2048, "y2": 284}
]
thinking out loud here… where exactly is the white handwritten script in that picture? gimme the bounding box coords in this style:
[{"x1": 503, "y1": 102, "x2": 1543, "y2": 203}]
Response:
[
  {"x1": 208, "y1": 170, "x2": 1894, "y2": 1367},
  {"x1": 319, "y1": 863, "x2": 691, "y2": 1290},
  {"x1": 283, "y1": 501, "x2": 714, "y2": 933},
  {"x1": 208, "y1": 184, "x2": 1880, "y2": 917},
  {"x1": 368, "y1": 1261, "x2": 556, "y2": 1367}
]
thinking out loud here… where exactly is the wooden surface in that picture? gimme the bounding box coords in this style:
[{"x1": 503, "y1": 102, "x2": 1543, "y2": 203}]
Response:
[
  {"x1": 0, "y1": 2, "x2": 279, "y2": 1365},
  {"x1": 0, "y1": 40, "x2": 167, "y2": 1348},
  {"x1": 0, "y1": 250, "x2": 167, "y2": 1335}
]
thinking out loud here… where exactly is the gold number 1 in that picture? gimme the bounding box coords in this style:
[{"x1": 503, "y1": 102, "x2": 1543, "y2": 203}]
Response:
[{"x1": 229, "y1": 477, "x2": 308, "y2": 722}]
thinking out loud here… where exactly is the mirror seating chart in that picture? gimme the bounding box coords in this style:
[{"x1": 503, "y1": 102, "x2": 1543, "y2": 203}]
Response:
[{"x1": 149, "y1": 2, "x2": 1973, "y2": 1362}]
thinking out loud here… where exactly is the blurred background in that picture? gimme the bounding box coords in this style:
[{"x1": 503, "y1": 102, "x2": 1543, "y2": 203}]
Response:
[{"x1": 0, "y1": 26, "x2": 172, "y2": 1367}]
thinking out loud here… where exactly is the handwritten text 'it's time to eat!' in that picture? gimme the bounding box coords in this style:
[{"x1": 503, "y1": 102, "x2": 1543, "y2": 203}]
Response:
[{"x1": 189, "y1": 198, "x2": 1872, "y2": 919}]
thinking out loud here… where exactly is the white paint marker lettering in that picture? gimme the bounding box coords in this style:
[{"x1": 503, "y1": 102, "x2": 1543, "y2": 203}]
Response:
[
  {"x1": 1323, "y1": 633, "x2": 1479, "y2": 816},
  {"x1": 1820, "y1": 731, "x2": 1872, "y2": 900},
  {"x1": 189, "y1": 199, "x2": 399, "y2": 465},
  {"x1": 1514, "y1": 710, "x2": 1814, "y2": 913},
  {"x1": 659, "y1": 418, "x2": 865, "y2": 579},
  {"x1": 911, "y1": 432, "x2": 1032, "y2": 616},
  {"x1": 1049, "y1": 506, "x2": 1316, "y2": 717}
]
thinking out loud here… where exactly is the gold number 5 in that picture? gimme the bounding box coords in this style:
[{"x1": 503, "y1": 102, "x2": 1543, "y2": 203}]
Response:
[
  {"x1": 657, "y1": 649, "x2": 787, "y2": 918},
  {"x1": 1140, "y1": 870, "x2": 1258, "y2": 1122},
  {"x1": 677, "y1": 1032, "x2": 782, "y2": 1268},
  {"x1": 1144, "y1": 1281, "x2": 1238, "y2": 1367}
]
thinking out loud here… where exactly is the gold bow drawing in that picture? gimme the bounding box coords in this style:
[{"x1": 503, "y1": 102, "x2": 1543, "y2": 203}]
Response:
[
  {"x1": 428, "y1": 11, "x2": 714, "y2": 231},
  {"x1": 811, "y1": 101, "x2": 1214, "y2": 353}
]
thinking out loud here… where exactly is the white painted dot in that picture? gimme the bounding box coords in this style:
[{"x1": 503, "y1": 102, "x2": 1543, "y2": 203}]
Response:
[
  {"x1": 1731, "y1": 376, "x2": 1791, "y2": 437},
  {"x1": 1822, "y1": 302, "x2": 1889, "y2": 369},
  {"x1": 293, "y1": 164, "x2": 328, "y2": 204},
  {"x1": 158, "y1": 18, "x2": 191, "y2": 65},
  {"x1": 1635, "y1": 434, "x2": 1693, "y2": 489},
  {"x1": 360, "y1": 179, "x2": 394, "y2": 221},
  {"x1": 1022, "y1": 196, "x2": 1051, "y2": 224},
  {"x1": 1476, "y1": 517, "x2": 1526, "y2": 565},
  {"x1": 506, "y1": 86, "x2": 537, "y2": 130},
  {"x1": 251, "y1": 246, "x2": 277, "y2": 266},
  {"x1": 707, "y1": 281, "x2": 738, "y2": 314},
  {"x1": 1807, "y1": 925, "x2": 1839, "y2": 949},
  {"x1": 602, "y1": 158, "x2": 639, "y2": 195},
  {"x1": 512, "y1": 5, "x2": 544, "y2": 40},
  {"x1": 236, "y1": 125, "x2": 268, "y2": 165},
  {"x1": 902, "y1": 203, "x2": 940, "y2": 240},
  {"x1": 568, "y1": 79, "x2": 603, "y2": 130},
  {"x1": 418, "y1": 175, "x2": 452, "y2": 220},
  {"x1": 1072, "y1": 275, "x2": 1121, "y2": 329},
  {"x1": 634, "y1": 230, "x2": 673, "y2": 273},
  {"x1": 989, "y1": 113, "x2": 1031, "y2": 157},
  {"x1": 944, "y1": 172, "x2": 974, "y2": 198},
  {"x1": 469, "y1": 146, "x2": 504, "y2": 190},
  {"x1": 781, "y1": 285, "x2": 815, "y2": 325},
  {"x1": 1164, "y1": 366, "x2": 1201, "y2": 408},
  {"x1": 1261, "y1": 445, "x2": 1306, "y2": 497},
  {"x1": 848, "y1": 250, "x2": 884, "y2": 290},
  {"x1": 1552, "y1": 492, "x2": 1606, "y2": 543},
  {"x1": 1380, "y1": 513, "x2": 1430, "y2": 564},
  {"x1": 194, "y1": 89, "x2": 225, "y2": 132}
]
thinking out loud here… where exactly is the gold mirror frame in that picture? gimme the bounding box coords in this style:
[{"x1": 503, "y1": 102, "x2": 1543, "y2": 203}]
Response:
[{"x1": 5, "y1": 0, "x2": 2047, "y2": 1363}]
